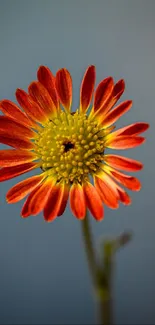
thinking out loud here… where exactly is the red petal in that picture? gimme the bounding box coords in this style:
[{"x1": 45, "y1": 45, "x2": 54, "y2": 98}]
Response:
[
  {"x1": 83, "y1": 182, "x2": 104, "y2": 221},
  {"x1": 16, "y1": 89, "x2": 48, "y2": 123},
  {"x1": 0, "y1": 100, "x2": 33, "y2": 127},
  {"x1": 57, "y1": 184, "x2": 69, "y2": 216},
  {"x1": 94, "y1": 176, "x2": 119, "y2": 209},
  {"x1": 0, "y1": 149, "x2": 37, "y2": 167},
  {"x1": 117, "y1": 187, "x2": 131, "y2": 205},
  {"x1": 112, "y1": 79, "x2": 125, "y2": 100},
  {"x1": 55, "y1": 68, "x2": 72, "y2": 111},
  {"x1": 104, "y1": 155, "x2": 143, "y2": 171},
  {"x1": 95, "y1": 79, "x2": 125, "y2": 117},
  {"x1": 0, "y1": 134, "x2": 33, "y2": 150},
  {"x1": 6, "y1": 174, "x2": 45, "y2": 203},
  {"x1": 96, "y1": 170, "x2": 131, "y2": 205},
  {"x1": 21, "y1": 185, "x2": 40, "y2": 218},
  {"x1": 94, "y1": 77, "x2": 114, "y2": 112},
  {"x1": 28, "y1": 81, "x2": 57, "y2": 117},
  {"x1": 0, "y1": 162, "x2": 38, "y2": 182},
  {"x1": 69, "y1": 183, "x2": 86, "y2": 219},
  {"x1": 21, "y1": 187, "x2": 39, "y2": 218},
  {"x1": 102, "y1": 100, "x2": 132, "y2": 127},
  {"x1": 44, "y1": 183, "x2": 66, "y2": 222},
  {"x1": 80, "y1": 65, "x2": 96, "y2": 112},
  {"x1": 0, "y1": 116, "x2": 35, "y2": 139},
  {"x1": 105, "y1": 167, "x2": 141, "y2": 191},
  {"x1": 22, "y1": 178, "x2": 54, "y2": 217},
  {"x1": 37, "y1": 66, "x2": 59, "y2": 108},
  {"x1": 111, "y1": 122, "x2": 150, "y2": 137},
  {"x1": 96, "y1": 171, "x2": 118, "y2": 196},
  {"x1": 106, "y1": 135, "x2": 145, "y2": 149},
  {"x1": 0, "y1": 115, "x2": 34, "y2": 150}
]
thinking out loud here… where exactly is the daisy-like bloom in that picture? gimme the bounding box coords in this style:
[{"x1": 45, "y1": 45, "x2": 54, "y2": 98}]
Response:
[{"x1": 0, "y1": 66, "x2": 149, "y2": 221}]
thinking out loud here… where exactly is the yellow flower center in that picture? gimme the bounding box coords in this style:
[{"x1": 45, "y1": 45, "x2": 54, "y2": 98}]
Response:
[{"x1": 35, "y1": 111, "x2": 105, "y2": 184}]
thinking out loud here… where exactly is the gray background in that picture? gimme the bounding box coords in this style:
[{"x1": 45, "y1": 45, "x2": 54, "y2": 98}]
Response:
[{"x1": 0, "y1": 0, "x2": 154, "y2": 324}]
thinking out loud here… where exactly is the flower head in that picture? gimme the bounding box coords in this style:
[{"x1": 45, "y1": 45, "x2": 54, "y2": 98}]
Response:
[{"x1": 0, "y1": 66, "x2": 149, "y2": 221}]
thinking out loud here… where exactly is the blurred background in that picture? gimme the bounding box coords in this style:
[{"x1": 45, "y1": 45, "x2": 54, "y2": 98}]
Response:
[{"x1": 0, "y1": 0, "x2": 154, "y2": 324}]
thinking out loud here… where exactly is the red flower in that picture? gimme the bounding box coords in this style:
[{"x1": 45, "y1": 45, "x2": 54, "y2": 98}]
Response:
[{"x1": 0, "y1": 66, "x2": 149, "y2": 221}]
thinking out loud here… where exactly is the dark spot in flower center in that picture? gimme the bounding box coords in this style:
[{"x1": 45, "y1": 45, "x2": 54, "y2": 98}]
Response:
[{"x1": 63, "y1": 141, "x2": 75, "y2": 153}]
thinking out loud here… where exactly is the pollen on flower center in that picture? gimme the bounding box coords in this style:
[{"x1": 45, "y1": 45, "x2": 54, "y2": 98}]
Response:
[{"x1": 34, "y1": 111, "x2": 105, "y2": 184}]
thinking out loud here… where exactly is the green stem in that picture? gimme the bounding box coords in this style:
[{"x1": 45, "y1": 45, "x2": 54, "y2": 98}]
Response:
[
  {"x1": 81, "y1": 211, "x2": 113, "y2": 325},
  {"x1": 100, "y1": 242, "x2": 114, "y2": 325},
  {"x1": 98, "y1": 262, "x2": 113, "y2": 325},
  {"x1": 99, "y1": 294, "x2": 113, "y2": 325}
]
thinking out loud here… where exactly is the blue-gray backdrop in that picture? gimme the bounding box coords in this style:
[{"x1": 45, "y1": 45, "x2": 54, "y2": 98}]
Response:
[{"x1": 0, "y1": 0, "x2": 154, "y2": 324}]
